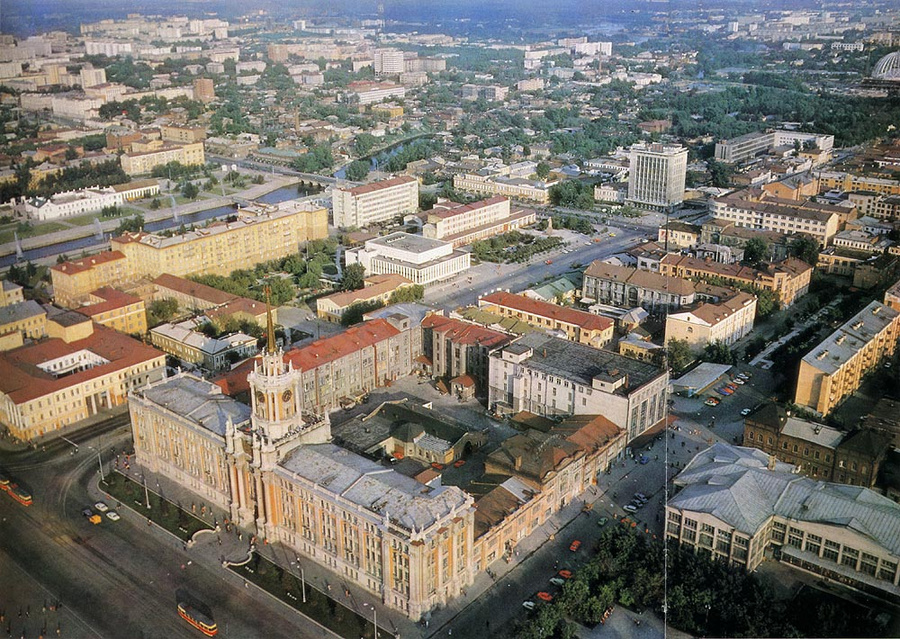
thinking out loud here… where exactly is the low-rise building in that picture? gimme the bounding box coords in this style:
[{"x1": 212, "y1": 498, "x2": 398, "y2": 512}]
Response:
[
  {"x1": 488, "y1": 332, "x2": 669, "y2": 441},
  {"x1": 151, "y1": 316, "x2": 257, "y2": 372},
  {"x1": 817, "y1": 171, "x2": 900, "y2": 198},
  {"x1": 665, "y1": 292, "x2": 758, "y2": 352},
  {"x1": 0, "y1": 281, "x2": 24, "y2": 308},
  {"x1": 345, "y1": 232, "x2": 470, "y2": 286},
  {"x1": 657, "y1": 221, "x2": 701, "y2": 250},
  {"x1": 421, "y1": 196, "x2": 536, "y2": 247},
  {"x1": 120, "y1": 141, "x2": 205, "y2": 175},
  {"x1": 659, "y1": 254, "x2": 813, "y2": 308},
  {"x1": 453, "y1": 172, "x2": 556, "y2": 204},
  {"x1": 582, "y1": 261, "x2": 697, "y2": 313},
  {"x1": 345, "y1": 80, "x2": 406, "y2": 105},
  {"x1": 76, "y1": 287, "x2": 147, "y2": 336},
  {"x1": 743, "y1": 404, "x2": 890, "y2": 487},
  {"x1": 478, "y1": 291, "x2": 614, "y2": 348},
  {"x1": 316, "y1": 274, "x2": 415, "y2": 323},
  {"x1": 420, "y1": 314, "x2": 513, "y2": 400},
  {"x1": 666, "y1": 442, "x2": 900, "y2": 603},
  {"x1": 0, "y1": 300, "x2": 47, "y2": 344},
  {"x1": 714, "y1": 130, "x2": 834, "y2": 164},
  {"x1": 19, "y1": 180, "x2": 159, "y2": 220},
  {"x1": 0, "y1": 318, "x2": 165, "y2": 440},
  {"x1": 794, "y1": 301, "x2": 900, "y2": 416}
]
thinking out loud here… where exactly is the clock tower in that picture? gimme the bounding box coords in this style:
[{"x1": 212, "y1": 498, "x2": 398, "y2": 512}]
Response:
[{"x1": 237, "y1": 291, "x2": 330, "y2": 533}]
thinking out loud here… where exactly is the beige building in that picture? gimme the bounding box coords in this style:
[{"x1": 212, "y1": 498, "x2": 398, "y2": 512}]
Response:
[
  {"x1": 627, "y1": 143, "x2": 687, "y2": 209},
  {"x1": 657, "y1": 221, "x2": 701, "y2": 250},
  {"x1": 151, "y1": 316, "x2": 257, "y2": 372},
  {"x1": 332, "y1": 176, "x2": 419, "y2": 229},
  {"x1": 0, "y1": 280, "x2": 24, "y2": 308},
  {"x1": 160, "y1": 124, "x2": 207, "y2": 144},
  {"x1": 488, "y1": 333, "x2": 669, "y2": 441},
  {"x1": 709, "y1": 189, "x2": 845, "y2": 247},
  {"x1": 120, "y1": 141, "x2": 205, "y2": 175},
  {"x1": 0, "y1": 300, "x2": 47, "y2": 344},
  {"x1": 51, "y1": 250, "x2": 131, "y2": 308},
  {"x1": 794, "y1": 301, "x2": 900, "y2": 416},
  {"x1": 422, "y1": 196, "x2": 536, "y2": 247},
  {"x1": 478, "y1": 291, "x2": 614, "y2": 349},
  {"x1": 665, "y1": 292, "x2": 757, "y2": 352},
  {"x1": 817, "y1": 171, "x2": 900, "y2": 197},
  {"x1": 316, "y1": 274, "x2": 414, "y2": 323},
  {"x1": 582, "y1": 261, "x2": 698, "y2": 313},
  {"x1": 667, "y1": 443, "x2": 900, "y2": 603},
  {"x1": 77, "y1": 287, "x2": 147, "y2": 336},
  {"x1": 110, "y1": 202, "x2": 328, "y2": 280},
  {"x1": 660, "y1": 254, "x2": 813, "y2": 308},
  {"x1": 452, "y1": 173, "x2": 555, "y2": 204},
  {"x1": 0, "y1": 317, "x2": 165, "y2": 440},
  {"x1": 192, "y1": 77, "x2": 215, "y2": 103}
]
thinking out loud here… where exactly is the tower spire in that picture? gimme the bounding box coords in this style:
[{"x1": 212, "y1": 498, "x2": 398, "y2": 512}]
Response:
[{"x1": 265, "y1": 285, "x2": 277, "y2": 354}]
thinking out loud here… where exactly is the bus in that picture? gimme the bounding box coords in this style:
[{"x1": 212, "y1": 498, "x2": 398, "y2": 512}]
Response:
[
  {"x1": 177, "y1": 602, "x2": 217, "y2": 636},
  {"x1": 7, "y1": 484, "x2": 32, "y2": 506}
]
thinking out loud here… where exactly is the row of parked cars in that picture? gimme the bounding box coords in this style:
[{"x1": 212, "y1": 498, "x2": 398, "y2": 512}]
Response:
[
  {"x1": 82, "y1": 501, "x2": 120, "y2": 524},
  {"x1": 705, "y1": 372, "x2": 752, "y2": 407},
  {"x1": 623, "y1": 492, "x2": 648, "y2": 514}
]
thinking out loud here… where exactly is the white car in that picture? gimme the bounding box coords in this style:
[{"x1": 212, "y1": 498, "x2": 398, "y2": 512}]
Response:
[
  {"x1": 624, "y1": 504, "x2": 638, "y2": 513},
  {"x1": 741, "y1": 408, "x2": 752, "y2": 416},
  {"x1": 94, "y1": 501, "x2": 109, "y2": 512},
  {"x1": 522, "y1": 601, "x2": 536, "y2": 610},
  {"x1": 106, "y1": 511, "x2": 120, "y2": 521}
]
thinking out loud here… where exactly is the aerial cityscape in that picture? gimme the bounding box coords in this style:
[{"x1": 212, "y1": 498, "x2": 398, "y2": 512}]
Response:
[{"x1": 1, "y1": 0, "x2": 900, "y2": 637}]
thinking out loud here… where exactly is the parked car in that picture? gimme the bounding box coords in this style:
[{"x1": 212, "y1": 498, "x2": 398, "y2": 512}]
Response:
[
  {"x1": 569, "y1": 540, "x2": 581, "y2": 552},
  {"x1": 537, "y1": 592, "x2": 554, "y2": 602},
  {"x1": 732, "y1": 378, "x2": 745, "y2": 385},
  {"x1": 705, "y1": 397, "x2": 720, "y2": 406},
  {"x1": 741, "y1": 408, "x2": 752, "y2": 416},
  {"x1": 549, "y1": 577, "x2": 565, "y2": 587},
  {"x1": 624, "y1": 504, "x2": 638, "y2": 513},
  {"x1": 557, "y1": 569, "x2": 573, "y2": 579},
  {"x1": 106, "y1": 511, "x2": 121, "y2": 521},
  {"x1": 639, "y1": 455, "x2": 649, "y2": 465},
  {"x1": 94, "y1": 501, "x2": 109, "y2": 512},
  {"x1": 522, "y1": 601, "x2": 536, "y2": 610},
  {"x1": 597, "y1": 516, "x2": 609, "y2": 528}
]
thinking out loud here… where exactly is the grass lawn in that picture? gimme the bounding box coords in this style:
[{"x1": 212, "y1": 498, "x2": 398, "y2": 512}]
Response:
[
  {"x1": 232, "y1": 553, "x2": 394, "y2": 639},
  {"x1": 102, "y1": 470, "x2": 212, "y2": 541},
  {"x1": 0, "y1": 221, "x2": 69, "y2": 244}
]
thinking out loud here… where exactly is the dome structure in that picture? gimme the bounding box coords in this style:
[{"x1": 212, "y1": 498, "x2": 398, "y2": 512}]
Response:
[{"x1": 872, "y1": 51, "x2": 900, "y2": 81}]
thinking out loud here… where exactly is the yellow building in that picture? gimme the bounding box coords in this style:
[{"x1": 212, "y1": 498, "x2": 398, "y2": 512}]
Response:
[
  {"x1": 478, "y1": 291, "x2": 615, "y2": 348},
  {"x1": 120, "y1": 141, "x2": 205, "y2": 175},
  {"x1": 817, "y1": 171, "x2": 900, "y2": 197},
  {"x1": 795, "y1": 301, "x2": 900, "y2": 416},
  {"x1": 111, "y1": 201, "x2": 328, "y2": 279},
  {"x1": 50, "y1": 250, "x2": 131, "y2": 308},
  {"x1": 453, "y1": 173, "x2": 555, "y2": 204},
  {"x1": 77, "y1": 287, "x2": 147, "y2": 336},
  {"x1": 316, "y1": 274, "x2": 414, "y2": 323},
  {"x1": 0, "y1": 300, "x2": 47, "y2": 345},
  {"x1": 160, "y1": 124, "x2": 207, "y2": 144},
  {"x1": 0, "y1": 316, "x2": 166, "y2": 440},
  {"x1": 665, "y1": 292, "x2": 758, "y2": 353},
  {"x1": 0, "y1": 280, "x2": 24, "y2": 307}
]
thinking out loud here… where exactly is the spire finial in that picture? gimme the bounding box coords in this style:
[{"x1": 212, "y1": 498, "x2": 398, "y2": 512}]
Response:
[{"x1": 265, "y1": 285, "x2": 276, "y2": 354}]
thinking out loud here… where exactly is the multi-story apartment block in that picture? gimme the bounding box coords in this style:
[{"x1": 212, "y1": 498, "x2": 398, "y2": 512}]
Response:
[
  {"x1": 627, "y1": 143, "x2": 688, "y2": 209},
  {"x1": 714, "y1": 130, "x2": 834, "y2": 164},
  {"x1": 582, "y1": 261, "x2": 697, "y2": 313},
  {"x1": 659, "y1": 254, "x2": 813, "y2": 308},
  {"x1": 461, "y1": 84, "x2": 509, "y2": 102},
  {"x1": 51, "y1": 250, "x2": 131, "y2": 308},
  {"x1": 666, "y1": 443, "x2": 900, "y2": 603},
  {"x1": 743, "y1": 404, "x2": 889, "y2": 487},
  {"x1": 795, "y1": 301, "x2": 900, "y2": 416},
  {"x1": 0, "y1": 317, "x2": 165, "y2": 440},
  {"x1": 120, "y1": 141, "x2": 205, "y2": 175},
  {"x1": 488, "y1": 332, "x2": 668, "y2": 441},
  {"x1": 160, "y1": 124, "x2": 207, "y2": 144},
  {"x1": 0, "y1": 300, "x2": 47, "y2": 344},
  {"x1": 665, "y1": 292, "x2": 758, "y2": 353},
  {"x1": 452, "y1": 172, "x2": 555, "y2": 204},
  {"x1": 657, "y1": 221, "x2": 701, "y2": 250},
  {"x1": 192, "y1": 77, "x2": 215, "y2": 103},
  {"x1": 77, "y1": 287, "x2": 147, "y2": 336},
  {"x1": 817, "y1": 172, "x2": 900, "y2": 197},
  {"x1": 20, "y1": 180, "x2": 160, "y2": 221},
  {"x1": 421, "y1": 196, "x2": 536, "y2": 247},
  {"x1": 345, "y1": 80, "x2": 407, "y2": 105},
  {"x1": 316, "y1": 274, "x2": 414, "y2": 323},
  {"x1": 846, "y1": 191, "x2": 900, "y2": 221},
  {"x1": 478, "y1": 291, "x2": 614, "y2": 348},
  {"x1": 420, "y1": 314, "x2": 513, "y2": 400},
  {"x1": 332, "y1": 175, "x2": 419, "y2": 228},
  {"x1": 886, "y1": 277, "x2": 900, "y2": 313},
  {"x1": 373, "y1": 49, "x2": 405, "y2": 74},
  {"x1": 110, "y1": 202, "x2": 328, "y2": 280},
  {"x1": 345, "y1": 232, "x2": 470, "y2": 286},
  {"x1": 709, "y1": 189, "x2": 845, "y2": 247},
  {"x1": 131, "y1": 345, "x2": 474, "y2": 619}
]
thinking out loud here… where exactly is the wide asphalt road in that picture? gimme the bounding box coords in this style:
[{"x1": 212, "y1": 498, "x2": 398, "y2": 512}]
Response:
[{"x1": 0, "y1": 418, "x2": 331, "y2": 639}]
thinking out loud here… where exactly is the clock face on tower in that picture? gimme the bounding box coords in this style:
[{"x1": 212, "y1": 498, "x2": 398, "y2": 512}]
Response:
[{"x1": 282, "y1": 389, "x2": 293, "y2": 403}]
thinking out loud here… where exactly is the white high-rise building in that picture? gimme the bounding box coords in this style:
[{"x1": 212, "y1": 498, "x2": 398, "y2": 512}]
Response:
[
  {"x1": 627, "y1": 143, "x2": 688, "y2": 209},
  {"x1": 332, "y1": 175, "x2": 419, "y2": 228},
  {"x1": 374, "y1": 48, "x2": 405, "y2": 75}
]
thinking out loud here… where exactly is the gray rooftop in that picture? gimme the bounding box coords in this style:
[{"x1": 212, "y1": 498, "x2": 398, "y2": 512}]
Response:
[
  {"x1": 0, "y1": 299, "x2": 45, "y2": 325},
  {"x1": 500, "y1": 332, "x2": 665, "y2": 393},
  {"x1": 670, "y1": 443, "x2": 900, "y2": 554},
  {"x1": 139, "y1": 374, "x2": 251, "y2": 436},
  {"x1": 278, "y1": 443, "x2": 472, "y2": 533},
  {"x1": 802, "y1": 301, "x2": 899, "y2": 374},
  {"x1": 368, "y1": 232, "x2": 449, "y2": 254},
  {"x1": 781, "y1": 417, "x2": 845, "y2": 450}
]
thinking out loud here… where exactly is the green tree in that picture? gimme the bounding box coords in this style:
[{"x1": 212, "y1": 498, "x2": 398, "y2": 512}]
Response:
[
  {"x1": 344, "y1": 159, "x2": 370, "y2": 182},
  {"x1": 743, "y1": 237, "x2": 769, "y2": 265},
  {"x1": 146, "y1": 298, "x2": 179, "y2": 327},
  {"x1": 181, "y1": 181, "x2": 200, "y2": 200},
  {"x1": 115, "y1": 214, "x2": 144, "y2": 234},
  {"x1": 388, "y1": 285, "x2": 424, "y2": 304},
  {"x1": 341, "y1": 263, "x2": 367, "y2": 291},
  {"x1": 704, "y1": 339, "x2": 737, "y2": 365},
  {"x1": 706, "y1": 159, "x2": 734, "y2": 188},
  {"x1": 419, "y1": 192, "x2": 438, "y2": 210},
  {"x1": 666, "y1": 338, "x2": 694, "y2": 372},
  {"x1": 790, "y1": 235, "x2": 820, "y2": 265},
  {"x1": 535, "y1": 161, "x2": 551, "y2": 180},
  {"x1": 264, "y1": 277, "x2": 296, "y2": 305},
  {"x1": 149, "y1": 198, "x2": 161, "y2": 210}
]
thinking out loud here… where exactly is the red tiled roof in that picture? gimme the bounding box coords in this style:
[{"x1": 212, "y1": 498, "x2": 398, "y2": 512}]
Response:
[
  {"x1": 428, "y1": 195, "x2": 508, "y2": 220},
  {"x1": 343, "y1": 175, "x2": 416, "y2": 198},
  {"x1": 153, "y1": 274, "x2": 237, "y2": 306},
  {"x1": 213, "y1": 318, "x2": 402, "y2": 396},
  {"x1": 0, "y1": 323, "x2": 165, "y2": 404},
  {"x1": 421, "y1": 314, "x2": 512, "y2": 348},
  {"x1": 79, "y1": 287, "x2": 143, "y2": 316},
  {"x1": 479, "y1": 291, "x2": 614, "y2": 332},
  {"x1": 51, "y1": 251, "x2": 126, "y2": 275},
  {"x1": 207, "y1": 297, "x2": 268, "y2": 320}
]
